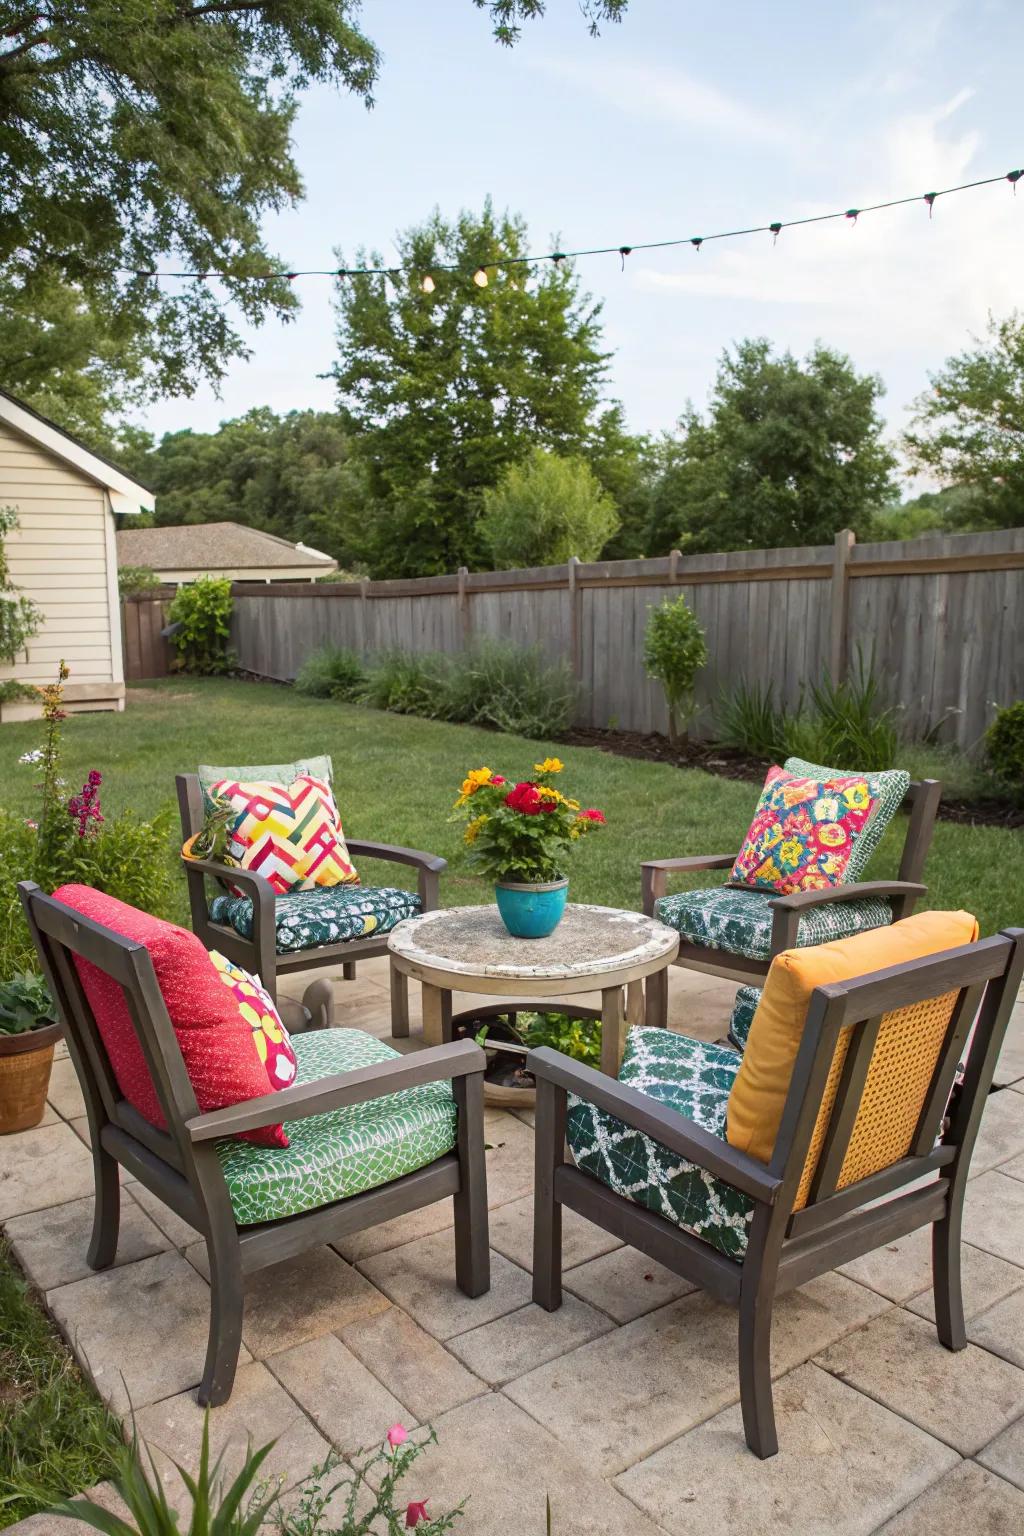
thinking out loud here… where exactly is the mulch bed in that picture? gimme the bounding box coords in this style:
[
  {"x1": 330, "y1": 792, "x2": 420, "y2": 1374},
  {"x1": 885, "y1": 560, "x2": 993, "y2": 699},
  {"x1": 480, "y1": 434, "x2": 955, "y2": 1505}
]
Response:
[{"x1": 560, "y1": 726, "x2": 1024, "y2": 831}]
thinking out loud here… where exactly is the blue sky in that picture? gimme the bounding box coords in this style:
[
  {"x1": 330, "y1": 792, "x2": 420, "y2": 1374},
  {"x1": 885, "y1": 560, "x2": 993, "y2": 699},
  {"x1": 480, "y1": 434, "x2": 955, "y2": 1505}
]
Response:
[{"x1": 144, "y1": 0, "x2": 1022, "y2": 474}]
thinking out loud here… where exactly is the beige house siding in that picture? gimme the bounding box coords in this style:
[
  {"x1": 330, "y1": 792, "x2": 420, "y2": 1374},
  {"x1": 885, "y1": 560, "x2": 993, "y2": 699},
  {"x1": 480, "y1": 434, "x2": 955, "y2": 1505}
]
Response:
[{"x1": 0, "y1": 420, "x2": 124, "y2": 711}]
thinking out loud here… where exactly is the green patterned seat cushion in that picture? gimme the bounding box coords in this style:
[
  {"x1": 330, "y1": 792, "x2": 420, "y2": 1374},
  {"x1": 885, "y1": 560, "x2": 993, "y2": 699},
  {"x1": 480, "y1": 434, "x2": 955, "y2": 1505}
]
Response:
[
  {"x1": 209, "y1": 885, "x2": 421, "y2": 953},
  {"x1": 728, "y1": 985, "x2": 762, "y2": 1051},
  {"x1": 217, "y1": 1028, "x2": 457, "y2": 1225},
  {"x1": 566, "y1": 1028, "x2": 753, "y2": 1260},
  {"x1": 782, "y1": 757, "x2": 910, "y2": 881},
  {"x1": 655, "y1": 884, "x2": 894, "y2": 961}
]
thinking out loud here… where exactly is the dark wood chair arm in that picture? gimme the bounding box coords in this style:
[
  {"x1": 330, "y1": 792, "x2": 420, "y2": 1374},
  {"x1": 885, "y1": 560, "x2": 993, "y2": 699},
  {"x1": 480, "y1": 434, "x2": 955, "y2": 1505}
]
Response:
[
  {"x1": 346, "y1": 841, "x2": 447, "y2": 911},
  {"x1": 186, "y1": 1039, "x2": 486, "y2": 1143},
  {"x1": 641, "y1": 853, "x2": 737, "y2": 916},
  {"x1": 180, "y1": 854, "x2": 277, "y2": 904},
  {"x1": 769, "y1": 880, "x2": 926, "y2": 953},
  {"x1": 526, "y1": 1046, "x2": 781, "y2": 1204}
]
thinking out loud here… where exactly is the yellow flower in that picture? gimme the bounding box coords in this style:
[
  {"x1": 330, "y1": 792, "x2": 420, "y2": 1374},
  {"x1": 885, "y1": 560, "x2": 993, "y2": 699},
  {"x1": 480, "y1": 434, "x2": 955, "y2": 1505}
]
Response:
[
  {"x1": 537, "y1": 785, "x2": 560, "y2": 801},
  {"x1": 464, "y1": 814, "x2": 488, "y2": 845},
  {"x1": 534, "y1": 757, "x2": 564, "y2": 774},
  {"x1": 455, "y1": 766, "x2": 495, "y2": 807}
]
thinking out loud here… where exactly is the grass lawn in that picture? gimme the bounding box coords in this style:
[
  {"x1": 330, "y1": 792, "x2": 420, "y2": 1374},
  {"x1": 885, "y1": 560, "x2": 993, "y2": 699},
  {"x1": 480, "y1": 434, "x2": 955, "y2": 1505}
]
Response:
[
  {"x1": 0, "y1": 1242, "x2": 121, "y2": 1526},
  {"x1": 2, "y1": 677, "x2": 1022, "y2": 935}
]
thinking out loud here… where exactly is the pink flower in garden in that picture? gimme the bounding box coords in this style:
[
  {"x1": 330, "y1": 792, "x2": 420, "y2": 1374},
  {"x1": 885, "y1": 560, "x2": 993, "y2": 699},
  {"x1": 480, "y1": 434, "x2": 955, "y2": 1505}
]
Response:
[
  {"x1": 578, "y1": 808, "x2": 606, "y2": 824},
  {"x1": 386, "y1": 1423, "x2": 409, "y2": 1450},
  {"x1": 405, "y1": 1501, "x2": 429, "y2": 1528},
  {"x1": 68, "y1": 770, "x2": 104, "y2": 837}
]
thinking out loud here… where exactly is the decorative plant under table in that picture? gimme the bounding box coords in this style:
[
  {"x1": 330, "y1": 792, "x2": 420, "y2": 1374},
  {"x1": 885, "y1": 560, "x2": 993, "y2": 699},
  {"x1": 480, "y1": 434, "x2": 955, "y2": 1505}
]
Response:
[{"x1": 387, "y1": 904, "x2": 679, "y2": 1078}]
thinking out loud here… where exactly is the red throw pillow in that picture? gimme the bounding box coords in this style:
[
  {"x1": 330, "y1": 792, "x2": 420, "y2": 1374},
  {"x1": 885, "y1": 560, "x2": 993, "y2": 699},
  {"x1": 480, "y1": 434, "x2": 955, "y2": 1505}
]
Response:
[{"x1": 53, "y1": 885, "x2": 288, "y2": 1147}]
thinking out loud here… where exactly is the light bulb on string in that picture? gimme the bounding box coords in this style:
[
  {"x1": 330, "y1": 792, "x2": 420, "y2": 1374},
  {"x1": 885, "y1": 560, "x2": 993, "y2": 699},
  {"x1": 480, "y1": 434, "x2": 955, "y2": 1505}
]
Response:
[
  {"x1": 473, "y1": 267, "x2": 489, "y2": 287},
  {"x1": 420, "y1": 274, "x2": 436, "y2": 293},
  {"x1": 551, "y1": 252, "x2": 566, "y2": 267}
]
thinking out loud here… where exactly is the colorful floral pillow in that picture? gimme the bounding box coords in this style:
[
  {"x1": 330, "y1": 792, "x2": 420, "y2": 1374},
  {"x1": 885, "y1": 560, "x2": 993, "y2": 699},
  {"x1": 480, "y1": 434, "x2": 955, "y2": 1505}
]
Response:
[
  {"x1": 729, "y1": 767, "x2": 879, "y2": 895},
  {"x1": 209, "y1": 951, "x2": 297, "y2": 1090},
  {"x1": 210, "y1": 773, "x2": 360, "y2": 894}
]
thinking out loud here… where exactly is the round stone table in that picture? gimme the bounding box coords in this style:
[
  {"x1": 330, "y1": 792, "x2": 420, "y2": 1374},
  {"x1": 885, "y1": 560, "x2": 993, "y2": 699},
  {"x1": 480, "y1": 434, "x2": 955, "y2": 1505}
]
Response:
[{"x1": 387, "y1": 904, "x2": 679, "y2": 1076}]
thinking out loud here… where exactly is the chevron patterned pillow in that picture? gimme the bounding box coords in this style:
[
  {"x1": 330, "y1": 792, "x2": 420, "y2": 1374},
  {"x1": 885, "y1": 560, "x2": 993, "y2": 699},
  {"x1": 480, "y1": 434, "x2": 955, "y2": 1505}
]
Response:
[{"x1": 211, "y1": 773, "x2": 360, "y2": 894}]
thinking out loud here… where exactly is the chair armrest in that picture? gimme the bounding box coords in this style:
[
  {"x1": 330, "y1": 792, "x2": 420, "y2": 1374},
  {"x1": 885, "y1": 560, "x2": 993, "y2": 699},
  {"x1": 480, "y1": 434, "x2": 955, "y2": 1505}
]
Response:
[
  {"x1": 186, "y1": 1038, "x2": 485, "y2": 1142},
  {"x1": 346, "y1": 841, "x2": 447, "y2": 911},
  {"x1": 181, "y1": 854, "x2": 276, "y2": 904},
  {"x1": 640, "y1": 854, "x2": 737, "y2": 916},
  {"x1": 526, "y1": 1046, "x2": 781, "y2": 1204},
  {"x1": 769, "y1": 880, "x2": 926, "y2": 953}
]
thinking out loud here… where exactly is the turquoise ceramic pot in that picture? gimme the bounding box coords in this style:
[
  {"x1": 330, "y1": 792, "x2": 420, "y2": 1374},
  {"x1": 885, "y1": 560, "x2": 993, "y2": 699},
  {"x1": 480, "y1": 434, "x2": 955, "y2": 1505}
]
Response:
[{"x1": 494, "y1": 878, "x2": 569, "y2": 939}]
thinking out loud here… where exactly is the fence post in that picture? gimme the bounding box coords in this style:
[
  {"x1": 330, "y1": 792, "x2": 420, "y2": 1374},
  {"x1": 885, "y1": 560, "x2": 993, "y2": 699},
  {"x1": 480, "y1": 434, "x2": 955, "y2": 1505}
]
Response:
[
  {"x1": 567, "y1": 556, "x2": 583, "y2": 680},
  {"x1": 359, "y1": 576, "x2": 370, "y2": 655},
  {"x1": 669, "y1": 548, "x2": 681, "y2": 583},
  {"x1": 830, "y1": 528, "x2": 855, "y2": 681},
  {"x1": 457, "y1": 566, "x2": 471, "y2": 648}
]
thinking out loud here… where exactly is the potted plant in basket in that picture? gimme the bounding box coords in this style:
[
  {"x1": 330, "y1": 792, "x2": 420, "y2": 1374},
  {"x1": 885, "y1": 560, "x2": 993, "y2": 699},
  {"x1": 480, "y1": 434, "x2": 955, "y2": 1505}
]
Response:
[
  {"x1": 453, "y1": 757, "x2": 605, "y2": 938},
  {"x1": 0, "y1": 971, "x2": 61, "y2": 1133}
]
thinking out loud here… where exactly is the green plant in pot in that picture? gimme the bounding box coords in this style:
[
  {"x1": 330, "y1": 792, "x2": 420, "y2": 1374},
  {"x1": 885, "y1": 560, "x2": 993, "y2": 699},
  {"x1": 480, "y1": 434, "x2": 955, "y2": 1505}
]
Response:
[
  {"x1": 0, "y1": 970, "x2": 60, "y2": 1134},
  {"x1": 452, "y1": 758, "x2": 605, "y2": 938}
]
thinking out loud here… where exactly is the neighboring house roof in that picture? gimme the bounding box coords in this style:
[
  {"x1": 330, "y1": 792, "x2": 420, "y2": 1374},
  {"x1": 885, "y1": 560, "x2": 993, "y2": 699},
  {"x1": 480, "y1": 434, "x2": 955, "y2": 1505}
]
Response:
[
  {"x1": 0, "y1": 387, "x2": 154, "y2": 513},
  {"x1": 116, "y1": 521, "x2": 337, "y2": 573}
]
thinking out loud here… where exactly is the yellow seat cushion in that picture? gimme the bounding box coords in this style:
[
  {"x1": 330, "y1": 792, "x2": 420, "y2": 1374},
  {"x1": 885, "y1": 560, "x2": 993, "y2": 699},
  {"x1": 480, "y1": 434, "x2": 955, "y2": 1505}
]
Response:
[{"x1": 725, "y1": 910, "x2": 980, "y2": 1182}]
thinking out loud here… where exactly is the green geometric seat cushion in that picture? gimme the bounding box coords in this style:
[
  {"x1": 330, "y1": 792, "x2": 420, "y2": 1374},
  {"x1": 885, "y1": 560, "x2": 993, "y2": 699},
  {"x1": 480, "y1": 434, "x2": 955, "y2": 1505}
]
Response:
[
  {"x1": 209, "y1": 884, "x2": 421, "y2": 953},
  {"x1": 565, "y1": 1028, "x2": 754, "y2": 1261},
  {"x1": 782, "y1": 757, "x2": 910, "y2": 881},
  {"x1": 728, "y1": 985, "x2": 762, "y2": 1051},
  {"x1": 217, "y1": 1028, "x2": 457, "y2": 1225},
  {"x1": 655, "y1": 884, "x2": 894, "y2": 961}
]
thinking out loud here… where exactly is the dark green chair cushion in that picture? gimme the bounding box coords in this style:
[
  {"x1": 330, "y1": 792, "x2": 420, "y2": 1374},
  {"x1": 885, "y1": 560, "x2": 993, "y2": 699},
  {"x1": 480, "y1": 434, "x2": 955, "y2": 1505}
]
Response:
[
  {"x1": 217, "y1": 1028, "x2": 457, "y2": 1225},
  {"x1": 655, "y1": 885, "x2": 894, "y2": 961},
  {"x1": 566, "y1": 1027, "x2": 754, "y2": 1261},
  {"x1": 209, "y1": 885, "x2": 421, "y2": 953},
  {"x1": 728, "y1": 985, "x2": 762, "y2": 1051}
]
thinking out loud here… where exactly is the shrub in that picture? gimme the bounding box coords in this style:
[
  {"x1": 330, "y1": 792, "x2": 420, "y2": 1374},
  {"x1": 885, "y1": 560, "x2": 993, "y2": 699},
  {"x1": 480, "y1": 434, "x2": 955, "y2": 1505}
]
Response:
[
  {"x1": 986, "y1": 701, "x2": 1024, "y2": 785},
  {"x1": 0, "y1": 972, "x2": 57, "y2": 1035},
  {"x1": 167, "y1": 576, "x2": 235, "y2": 674},
  {"x1": 804, "y1": 651, "x2": 899, "y2": 770},
  {"x1": 0, "y1": 505, "x2": 41, "y2": 664},
  {"x1": 294, "y1": 646, "x2": 366, "y2": 701},
  {"x1": 643, "y1": 594, "x2": 708, "y2": 743},
  {"x1": 480, "y1": 448, "x2": 620, "y2": 568},
  {"x1": 118, "y1": 564, "x2": 161, "y2": 597},
  {"x1": 714, "y1": 679, "x2": 799, "y2": 761},
  {"x1": 444, "y1": 642, "x2": 576, "y2": 738},
  {"x1": 361, "y1": 649, "x2": 446, "y2": 715}
]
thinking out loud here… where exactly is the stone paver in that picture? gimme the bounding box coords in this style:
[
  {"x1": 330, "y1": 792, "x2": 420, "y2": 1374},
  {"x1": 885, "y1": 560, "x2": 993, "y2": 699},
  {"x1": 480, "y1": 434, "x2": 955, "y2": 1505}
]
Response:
[
  {"x1": 3, "y1": 1483, "x2": 128, "y2": 1536},
  {"x1": 966, "y1": 1286, "x2": 1024, "y2": 1369},
  {"x1": 563, "y1": 1243, "x2": 697, "y2": 1323},
  {"x1": 134, "y1": 1361, "x2": 334, "y2": 1520},
  {"x1": 616, "y1": 1362, "x2": 958, "y2": 1536},
  {"x1": 906, "y1": 1242, "x2": 1024, "y2": 1323},
  {"x1": 993, "y1": 1002, "x2": 1024, "y2": 1087},
  {"x1": 963, "y1": 1171, "x2": 1024, "y2": 1266},
  {"x1": 977, "y1": 1412, "x2": 1024, "y2": 1493},
  {"x1": 0, "y1": 1121, "x2": 95, "y2": 1220},
  {"x1": 446, "y1": 1294, "x2": 612, "y2": 1385},
  {"x1": 5, "y1": 1191, "x2": 168, "y2": 1291},
  {"x1": 331, "y1": 1194, "x2": 455, "y2": 1262},
  {"x1": 875, "y1": 1459, "x2": 1024, "y2": 1533},
  {"x1": 128, "y1": 1180, "x2": 202, "y2": 1248},
  {"x1": 840, "y1": 1229, "x2": 1024, "y2": 1310},
  {"x1": 816, "y1": 1307, "x2": 1024, "y2": 1454},
  {"x1": 338, "y1": 1306, "x2": 486, "y2": 1421},
  {"x1": 358, "y1": 1229, "x2": 533, "y2": 1340},
  {"x1": 44, "y1": 1056, "x2": 86, "y2": 1121},
  {"x1": 487, "y1": 1190, "x2": 621, "y2": 1272},
  {"x1": 970, "y1": 1086, "x2": 1024, "y2": 1175},
  {"x1": 47, "y1": 1249, "x2": 252, "y2": 1414},
  {"x1": 505, "y1": 1274, "x2": 889, "y2": 1476},
  {"x1": 185, "y1": 1242, "x2": 390, "y2": 1357},
  {"x1": 266, "y1": 1332, "x2": 411, "y2": 1457}
]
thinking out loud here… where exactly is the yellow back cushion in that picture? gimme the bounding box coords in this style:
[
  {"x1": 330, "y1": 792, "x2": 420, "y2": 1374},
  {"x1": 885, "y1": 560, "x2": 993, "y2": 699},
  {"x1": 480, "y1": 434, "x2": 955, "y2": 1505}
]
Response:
[{"x1": 726, "y1": 911, "x2": 980, "y2": 1198}]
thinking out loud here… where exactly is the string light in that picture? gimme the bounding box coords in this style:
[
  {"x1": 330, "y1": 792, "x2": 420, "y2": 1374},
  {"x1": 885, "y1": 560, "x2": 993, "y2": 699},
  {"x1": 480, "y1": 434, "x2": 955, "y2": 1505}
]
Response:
[
  {"x1": 102, "y1": 166, "x2": 1021, "y2": 288},
  {"x1": 420, "y1": 273, "x2": 435, "y2": 293}
]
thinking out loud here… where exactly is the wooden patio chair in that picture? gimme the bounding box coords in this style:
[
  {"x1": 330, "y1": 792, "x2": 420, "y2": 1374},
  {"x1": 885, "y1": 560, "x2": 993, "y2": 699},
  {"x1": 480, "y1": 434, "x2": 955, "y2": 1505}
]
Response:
[
  {"x1": 176, "y1": 761, "x2": 446, "y2": 1004},
  {"x1": 530, "y1": 913, "x2": 1023, "y2": 1457},
  {"x1": 640, "y1": 757, "x2": 943, "y2": 1042},
  {"x1": 20, "y1": 881, "x2": 489, "y2": 1407}
]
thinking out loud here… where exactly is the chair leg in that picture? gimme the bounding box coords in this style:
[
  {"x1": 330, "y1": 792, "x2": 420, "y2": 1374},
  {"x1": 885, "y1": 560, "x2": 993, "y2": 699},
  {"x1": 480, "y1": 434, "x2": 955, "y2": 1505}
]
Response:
[
  {"x1": 301, "y1": 978, "x2": 334, "y2": 1032},
  {"x1": 533, "y1": 1076, "x2": 567, "y2": 1311},
  {"x1": 87, "y1": 1141, "x2": 120, "y2": 1270},
  {"x1": 932, "y1": 1206, "x2": 967, "y2": 1350},
  {"x1": 198, "y1": 1229, "x2": 245, "y2": 1407},
  {"x1": 452, "y1": 1072, "x2": 489, "y2": 1298},
  {"x1": 390, "y1": 964, "x2": 410, "y2": 1039},
  {"x1": 738, "y1": 1285, "x2": 779, "y2": 1458},
  {"x1": 342, "y1": 961, "x2": 356, "y2": 981},
  {"x1": 645, "y1": 966, "x2": 669, "y2": 1031}
]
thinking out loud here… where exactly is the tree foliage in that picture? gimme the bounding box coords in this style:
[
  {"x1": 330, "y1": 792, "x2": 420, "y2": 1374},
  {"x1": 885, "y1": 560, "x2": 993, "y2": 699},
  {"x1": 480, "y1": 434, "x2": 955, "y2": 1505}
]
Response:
[
  {"x1": 645, "y1": 339, "x2": 897, "y2": 555},
  {"x1": 331, "y1": 202, "x2": 632, "y2": 577},
  {"x1": 480, "y1": 449, "x2": 620, "y2": 568},
  {"x1": 643, "y1": 594, "x2": 708, "y2": 743},
  {"x1": 904, "y1": 312, "x2": 1024, "y2": 529}
]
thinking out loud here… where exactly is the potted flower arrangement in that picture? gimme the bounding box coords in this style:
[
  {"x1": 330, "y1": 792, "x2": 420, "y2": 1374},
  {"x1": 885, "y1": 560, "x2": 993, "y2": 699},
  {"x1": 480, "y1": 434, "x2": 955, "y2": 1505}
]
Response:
[
  {"x1": 0, "y1": 971, "x2": 61, "y2": 1133},
  {"x1": 453, "y1": 757, "x2": 605, "y2": 938}
]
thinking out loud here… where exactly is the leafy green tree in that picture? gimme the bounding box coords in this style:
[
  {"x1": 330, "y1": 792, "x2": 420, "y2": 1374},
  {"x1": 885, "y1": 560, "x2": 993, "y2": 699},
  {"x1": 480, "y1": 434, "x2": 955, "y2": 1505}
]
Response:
[
  {"x1": 122, "y1": 409, "x2": 367, "y2": 564},
  {"x1": 331, "y1": 203, "x2": 632, "y2": 577},
  {"x1": 904, "y1": 312, "x2": 1024, "y2": 528},
  {"x1": 645, "y1": 340, "x2": 897, "y2": 555},
  {"x1": 480, "y1": 449, "x2": 620, "y2": 568},
  {"x1": 643, "y1": 593, "x2": 708, "y2": 743},
  {"x1": 869, "y1": 485, "x2": 987, "y2": 541},
  {"x1": 0, "y1": 1, "x2": 629, "y2": 442}
]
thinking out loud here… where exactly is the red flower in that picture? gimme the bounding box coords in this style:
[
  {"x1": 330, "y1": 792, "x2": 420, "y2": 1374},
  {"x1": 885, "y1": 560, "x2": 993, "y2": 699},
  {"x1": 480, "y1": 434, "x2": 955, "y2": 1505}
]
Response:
[
  {"x1": 491, "y1": 774, "x2": 506, "y2": 785},
  {"x1": 386, "y1": 1424, "x2": 408, "y2": 1450},
  {"x1": 578, "y1": 808, "x2": 606, "y2": 824},
  {"x1": 504, "y1": 781, "x2": 544, "y2": 815},
  {"x1": 405, "y1": 1501, "x2": 430, "y2": 1528}
]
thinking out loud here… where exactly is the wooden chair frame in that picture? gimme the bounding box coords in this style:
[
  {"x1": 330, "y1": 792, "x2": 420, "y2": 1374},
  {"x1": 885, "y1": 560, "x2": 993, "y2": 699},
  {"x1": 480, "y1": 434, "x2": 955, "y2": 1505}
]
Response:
[
  {"x1": 640, "y1": 778, "x2": 943, "y2": 1020},
  {"x1": 176, "y1": 773, "x2": 447, "y2": 1002},
  {"x1": 530, "y1": 925, "x2": 1024, "y2": 1457},
  {"x1": 20, "y1": 881, "x2": 489, "y2": 1407}
]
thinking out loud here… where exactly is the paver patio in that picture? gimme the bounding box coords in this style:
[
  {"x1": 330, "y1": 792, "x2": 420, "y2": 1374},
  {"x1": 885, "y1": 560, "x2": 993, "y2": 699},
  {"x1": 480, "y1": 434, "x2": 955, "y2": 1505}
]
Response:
[{"x1": 3, "y1": 957, "x2": 1023, "y2": 1535}]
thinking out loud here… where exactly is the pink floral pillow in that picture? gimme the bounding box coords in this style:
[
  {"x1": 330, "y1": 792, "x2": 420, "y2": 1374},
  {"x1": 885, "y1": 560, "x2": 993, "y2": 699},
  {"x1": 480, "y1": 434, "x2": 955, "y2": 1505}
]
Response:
[
  {"x1": 209, "y1": 951, "x2": 298, "y2": 1090},
  {"x1": 729, "y1": 767, "x2": 879, "y2": 895}
]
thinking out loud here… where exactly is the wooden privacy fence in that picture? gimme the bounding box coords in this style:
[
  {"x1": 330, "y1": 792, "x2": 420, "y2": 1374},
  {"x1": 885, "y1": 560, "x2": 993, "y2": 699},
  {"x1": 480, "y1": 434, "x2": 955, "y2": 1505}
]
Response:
[
  {"x1": 126, "y1": 528, "x2": 1022, "y2": 751},
  {"x1": 121, "y1": 587, "x2": 176, "y2": 681}
]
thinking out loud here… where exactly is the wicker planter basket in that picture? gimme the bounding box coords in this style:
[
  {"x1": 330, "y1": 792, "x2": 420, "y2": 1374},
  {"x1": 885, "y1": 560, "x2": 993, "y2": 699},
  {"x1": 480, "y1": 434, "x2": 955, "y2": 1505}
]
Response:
[{"x1": 0, "y1": 1022, "x2": 62, "y2": 1134}]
